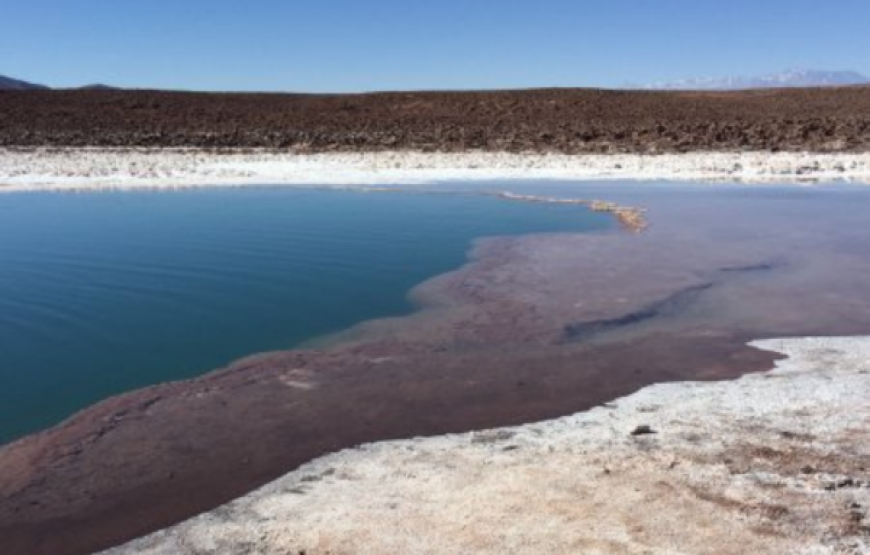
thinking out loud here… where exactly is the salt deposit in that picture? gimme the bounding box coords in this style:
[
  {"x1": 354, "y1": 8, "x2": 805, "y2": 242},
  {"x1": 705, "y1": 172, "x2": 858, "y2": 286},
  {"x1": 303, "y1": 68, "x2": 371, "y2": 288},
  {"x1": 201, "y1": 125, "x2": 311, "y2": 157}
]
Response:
[
  {"x1": 102, "y1": 336, "x2": 870, "y2": 555},
  {"x1": 3, "y1": 149, "x2": 870, "y2": 192}
]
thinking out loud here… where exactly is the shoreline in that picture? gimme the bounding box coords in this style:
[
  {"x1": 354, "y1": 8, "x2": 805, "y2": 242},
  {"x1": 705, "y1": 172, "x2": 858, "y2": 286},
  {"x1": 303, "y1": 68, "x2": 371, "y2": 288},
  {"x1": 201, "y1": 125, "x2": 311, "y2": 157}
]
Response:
[
  {"x1": 3, "y1": 149, "x2": 870, "y2": 192},
  {"x1": 493, "y1": 192, "x2": 648, "y2": 232},
  {"x1": 3, "y1": 163, "x2": 870, "y2": 553},
  {"x1": 102, "y1": 335, "x2": 870, "y2": 555},
  {"x1": 0, "y1": 193, "x2": 796, "y2": 555}
]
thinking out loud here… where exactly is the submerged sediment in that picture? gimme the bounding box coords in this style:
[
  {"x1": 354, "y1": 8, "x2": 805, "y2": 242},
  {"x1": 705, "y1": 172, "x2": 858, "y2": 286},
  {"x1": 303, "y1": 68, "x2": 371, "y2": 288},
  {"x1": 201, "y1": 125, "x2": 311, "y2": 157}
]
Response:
[{"x1": 101, "y1": 335, "x2": 870, "y2": 555}]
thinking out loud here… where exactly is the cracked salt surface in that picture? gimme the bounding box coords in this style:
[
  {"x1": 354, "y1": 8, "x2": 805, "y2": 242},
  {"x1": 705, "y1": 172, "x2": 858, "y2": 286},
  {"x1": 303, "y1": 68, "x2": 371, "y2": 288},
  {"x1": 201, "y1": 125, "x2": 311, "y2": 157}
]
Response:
[{"x1": 103, "y1": 336, "x2": 870, "y2": 555}]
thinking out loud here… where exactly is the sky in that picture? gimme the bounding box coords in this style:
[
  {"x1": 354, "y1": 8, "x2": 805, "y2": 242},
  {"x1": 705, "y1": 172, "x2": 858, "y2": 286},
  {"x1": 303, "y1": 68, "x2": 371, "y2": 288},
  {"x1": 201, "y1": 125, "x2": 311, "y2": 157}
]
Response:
[{"x1": 2, "y1": 0, "x2": 869, "y2": 92}]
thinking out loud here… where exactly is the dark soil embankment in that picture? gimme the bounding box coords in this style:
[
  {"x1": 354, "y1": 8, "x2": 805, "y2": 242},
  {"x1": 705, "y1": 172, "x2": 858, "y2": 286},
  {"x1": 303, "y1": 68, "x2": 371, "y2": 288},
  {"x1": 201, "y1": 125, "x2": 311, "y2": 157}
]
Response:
[{"x1": 1, "y1": 87, "x2": 869, "y2": 152}]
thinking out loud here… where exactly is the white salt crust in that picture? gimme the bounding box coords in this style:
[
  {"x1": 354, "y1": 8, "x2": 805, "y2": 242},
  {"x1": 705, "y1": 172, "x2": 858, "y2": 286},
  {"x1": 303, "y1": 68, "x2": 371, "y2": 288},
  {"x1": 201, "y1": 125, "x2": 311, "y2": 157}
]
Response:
[
  {"x1": 103, "y1": 336, "x2": 870, "y2": 555},
  {"x1": 3, "y1": 149, "x2": 870, "y2": 192}
]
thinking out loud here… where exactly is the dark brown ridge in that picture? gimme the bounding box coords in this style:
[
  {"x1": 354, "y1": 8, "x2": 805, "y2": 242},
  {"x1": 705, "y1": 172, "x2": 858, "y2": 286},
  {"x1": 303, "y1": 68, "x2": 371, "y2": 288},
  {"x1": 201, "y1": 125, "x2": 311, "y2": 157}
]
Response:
[{"x1": 1, "y1": 86, "x2": 870, "y2": 152}]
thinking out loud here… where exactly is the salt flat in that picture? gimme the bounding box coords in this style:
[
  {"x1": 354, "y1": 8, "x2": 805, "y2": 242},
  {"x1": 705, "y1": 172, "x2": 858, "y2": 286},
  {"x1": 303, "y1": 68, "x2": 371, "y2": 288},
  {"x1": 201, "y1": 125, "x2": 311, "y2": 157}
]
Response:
[{"x1": 3, "y1": 149, "x2": 870, "y2": 191}]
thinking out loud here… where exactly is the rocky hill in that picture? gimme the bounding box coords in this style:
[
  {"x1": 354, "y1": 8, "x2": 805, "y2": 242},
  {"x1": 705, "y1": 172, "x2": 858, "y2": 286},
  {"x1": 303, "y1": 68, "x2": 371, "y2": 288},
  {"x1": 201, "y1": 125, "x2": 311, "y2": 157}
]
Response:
[{"x1": 0, "y1": 74, "x2": 48, "y2": 91}]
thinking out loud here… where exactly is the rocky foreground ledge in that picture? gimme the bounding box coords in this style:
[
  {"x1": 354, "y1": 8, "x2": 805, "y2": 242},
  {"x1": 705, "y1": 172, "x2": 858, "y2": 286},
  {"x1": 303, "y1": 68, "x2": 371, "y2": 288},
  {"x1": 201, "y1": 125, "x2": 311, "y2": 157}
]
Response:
[{"x1": 103, "y1": 336, "x2": 870, "y2": 555}]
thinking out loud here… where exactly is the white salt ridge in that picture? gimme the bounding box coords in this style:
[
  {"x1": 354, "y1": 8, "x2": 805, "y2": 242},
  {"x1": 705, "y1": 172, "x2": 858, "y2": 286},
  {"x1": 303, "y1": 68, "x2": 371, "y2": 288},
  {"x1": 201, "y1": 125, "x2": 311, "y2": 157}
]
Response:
[
  {"x1": 103, "y1": 336, "x2": 870, "y2": 555},
  {"x1": 3, "y1": 149, "x2": 870, "y2": 192}
]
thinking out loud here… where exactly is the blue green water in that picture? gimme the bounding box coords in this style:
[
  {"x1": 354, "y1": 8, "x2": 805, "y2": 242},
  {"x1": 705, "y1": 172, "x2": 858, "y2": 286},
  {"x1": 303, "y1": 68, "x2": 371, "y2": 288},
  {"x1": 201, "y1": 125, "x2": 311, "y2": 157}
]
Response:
[{"x1": 0, "y1": 187, "x2": 611, "y2": 444}]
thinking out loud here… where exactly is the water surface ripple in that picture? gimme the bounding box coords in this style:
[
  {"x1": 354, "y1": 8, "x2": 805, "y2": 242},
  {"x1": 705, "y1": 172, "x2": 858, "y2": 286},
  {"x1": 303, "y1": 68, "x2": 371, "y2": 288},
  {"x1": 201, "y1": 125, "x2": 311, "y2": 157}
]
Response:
[{"x1": 0, "y1": 187, "x2": 611, "y2": 443}]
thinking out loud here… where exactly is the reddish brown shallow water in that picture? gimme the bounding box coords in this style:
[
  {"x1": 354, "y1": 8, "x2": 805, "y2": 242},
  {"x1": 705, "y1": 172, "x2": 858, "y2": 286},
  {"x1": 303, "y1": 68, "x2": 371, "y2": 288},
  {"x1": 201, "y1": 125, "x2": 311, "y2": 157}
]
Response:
[{"x1": 3, "y1": 182, "x2": 870, "y2": 555}]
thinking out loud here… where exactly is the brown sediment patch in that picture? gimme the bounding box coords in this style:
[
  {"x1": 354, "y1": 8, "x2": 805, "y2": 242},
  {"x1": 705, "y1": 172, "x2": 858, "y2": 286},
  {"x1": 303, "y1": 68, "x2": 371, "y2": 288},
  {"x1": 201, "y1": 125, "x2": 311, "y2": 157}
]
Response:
[
  {"x1": 588, "y1": 200, "x2": 648, "y2": 232},
  {"x1": 4, "y1": 186, "x2": 870, "y2": 554}
]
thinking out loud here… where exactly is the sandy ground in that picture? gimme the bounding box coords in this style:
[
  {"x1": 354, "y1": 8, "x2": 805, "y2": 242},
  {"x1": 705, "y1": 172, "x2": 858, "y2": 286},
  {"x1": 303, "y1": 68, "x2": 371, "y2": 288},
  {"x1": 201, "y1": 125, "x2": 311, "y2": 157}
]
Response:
[
  {"x1": 3, "y1": 149, "x2": 870, "y2": 191},
  {"x1": 101, "y1": 336, "x2": 870, "y2": 555}
]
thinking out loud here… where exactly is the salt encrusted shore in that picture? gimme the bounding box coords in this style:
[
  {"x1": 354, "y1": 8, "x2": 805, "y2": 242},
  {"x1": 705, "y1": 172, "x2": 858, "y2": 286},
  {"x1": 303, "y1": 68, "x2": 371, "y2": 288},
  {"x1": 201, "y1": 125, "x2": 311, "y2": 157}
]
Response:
[
  {"x1": 103, "y1": 336, "x2": 870, "y2": 555},
  {"x1": 4, "y1": 149, "x2": 870, "y2": 555},
  {"x1": 3, "y1": 149, "x2": 870, "y2": 192}
]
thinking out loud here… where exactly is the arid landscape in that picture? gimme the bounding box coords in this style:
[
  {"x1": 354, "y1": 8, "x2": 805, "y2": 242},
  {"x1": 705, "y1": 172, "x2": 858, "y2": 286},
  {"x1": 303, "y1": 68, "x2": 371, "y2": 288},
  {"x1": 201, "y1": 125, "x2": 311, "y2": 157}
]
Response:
[
  {"x1": 2, "y1": 86, "x2": 870, "y2": 152},
  {"x1": 6, "y1": 1, "x2": 870, "y2": 553}
]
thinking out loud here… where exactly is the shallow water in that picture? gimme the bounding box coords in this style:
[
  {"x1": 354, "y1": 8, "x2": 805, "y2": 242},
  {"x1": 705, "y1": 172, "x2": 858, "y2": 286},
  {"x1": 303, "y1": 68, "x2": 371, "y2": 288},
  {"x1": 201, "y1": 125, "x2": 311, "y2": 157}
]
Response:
[
  {"x1": 4, "y1": 181, "x2": 870, "y2": 446},
  {"x1": 8, "y1": 181, "x2": 870, "y2": 555},
  {"x1": 0, "y1": 187, "x2": 611, "y2": 444},
  {"x1": 488, "y1": 180, "x2": 870, "y2": 340}
]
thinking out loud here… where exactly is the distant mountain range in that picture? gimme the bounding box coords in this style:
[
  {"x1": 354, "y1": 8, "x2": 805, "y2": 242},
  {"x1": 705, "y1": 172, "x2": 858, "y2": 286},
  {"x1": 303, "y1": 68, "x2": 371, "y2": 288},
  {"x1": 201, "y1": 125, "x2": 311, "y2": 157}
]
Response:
[
  {"x1": 0, "y1": 74, "x2": 117, "y2": 91},
  {"x1": 0, "y1": 74, "x2": 50, "y2": 90},
  {"x1": 641, "y1": 69, "x2": 870, "y2": 91},
  {"x1": 4, "y1": 69, "x2": 869, "y2": 93}
]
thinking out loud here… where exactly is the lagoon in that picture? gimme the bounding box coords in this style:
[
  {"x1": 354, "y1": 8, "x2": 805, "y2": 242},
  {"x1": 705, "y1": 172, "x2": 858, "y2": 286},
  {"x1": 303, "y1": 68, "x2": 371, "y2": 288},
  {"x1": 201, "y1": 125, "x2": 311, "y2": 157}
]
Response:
[{"x1": 0, "y1": 187, "x2": 612, "y2": 443}]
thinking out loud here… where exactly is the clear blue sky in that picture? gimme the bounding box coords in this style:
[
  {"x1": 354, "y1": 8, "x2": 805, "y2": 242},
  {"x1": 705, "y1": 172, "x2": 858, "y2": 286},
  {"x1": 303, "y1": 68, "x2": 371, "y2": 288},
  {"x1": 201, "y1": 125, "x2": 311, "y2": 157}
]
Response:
[{"x1": 2, "y1": 0, "x2": 869, "y2": 92}]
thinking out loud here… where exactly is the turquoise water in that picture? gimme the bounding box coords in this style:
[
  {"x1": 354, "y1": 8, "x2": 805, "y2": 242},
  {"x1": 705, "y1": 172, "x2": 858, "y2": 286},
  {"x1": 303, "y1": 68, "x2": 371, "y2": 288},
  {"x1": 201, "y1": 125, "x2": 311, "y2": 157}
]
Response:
[{"x1": 0, "y1": 187, "x2": 611, "y2": 444}]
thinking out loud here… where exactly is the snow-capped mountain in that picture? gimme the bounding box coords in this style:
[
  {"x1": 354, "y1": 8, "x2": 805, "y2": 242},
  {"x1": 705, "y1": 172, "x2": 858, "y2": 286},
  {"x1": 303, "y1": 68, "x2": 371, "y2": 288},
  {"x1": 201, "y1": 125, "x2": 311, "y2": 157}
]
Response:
[{"x1": 642, "y1": 69, "x2": 869, "y2": 91}]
